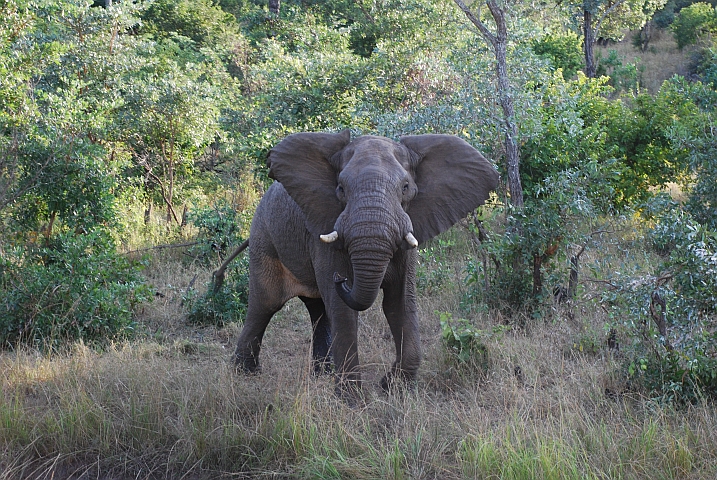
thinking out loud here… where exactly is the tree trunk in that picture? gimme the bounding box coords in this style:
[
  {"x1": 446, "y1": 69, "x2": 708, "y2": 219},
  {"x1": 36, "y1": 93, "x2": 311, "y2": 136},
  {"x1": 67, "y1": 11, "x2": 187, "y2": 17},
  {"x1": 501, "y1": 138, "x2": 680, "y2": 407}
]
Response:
[
  {"x1": 269, "y1": 0, "x2": 280, "y2": 15},
  {"x1": 639, "y1": 20, "x2": 652, "y2": 51},
  {"x1": 583, "y1": 9, "x2": 597, "y2": 78},
  {"x1": 453, "y1": 0, "x2": 524, "y2": 207},
  {"x1": 144, "y1": 202, "x2": 153, "y2": 225},
  {"x1": 493, "y1": 31, "x2": 524, "y2": 207}
]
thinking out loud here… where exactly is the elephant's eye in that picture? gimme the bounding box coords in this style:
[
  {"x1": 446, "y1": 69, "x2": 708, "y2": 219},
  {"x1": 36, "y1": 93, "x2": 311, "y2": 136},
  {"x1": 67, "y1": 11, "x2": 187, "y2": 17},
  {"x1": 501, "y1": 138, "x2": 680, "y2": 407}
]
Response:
[
  {"x1": 336, "y1": 185, "x2": 345, "y2": 197},
  {"x1": 402, "y1": 183, "x2": 410, "y2": 194}
]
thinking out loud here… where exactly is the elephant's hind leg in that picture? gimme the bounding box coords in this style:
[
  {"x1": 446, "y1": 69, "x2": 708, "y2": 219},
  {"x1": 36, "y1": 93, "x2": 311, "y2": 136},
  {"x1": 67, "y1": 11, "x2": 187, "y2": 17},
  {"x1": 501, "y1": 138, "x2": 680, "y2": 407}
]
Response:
[
  {"x1": 234, "y1": 256, "x2": 296, "y2": 373},
  {"x1": 233, "y1": 300, "x2": 282, "y2": 373},
  {"x1": 300, "y1": 296, "x2": 333, "y2": 374}
]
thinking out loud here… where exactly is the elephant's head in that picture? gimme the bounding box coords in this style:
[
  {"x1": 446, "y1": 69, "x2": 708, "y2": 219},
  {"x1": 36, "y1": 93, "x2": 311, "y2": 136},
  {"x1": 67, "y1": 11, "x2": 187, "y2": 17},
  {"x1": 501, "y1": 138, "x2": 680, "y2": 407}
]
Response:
[{"x1": 267, "y1": 129, "x2": 499, "y2": 311}]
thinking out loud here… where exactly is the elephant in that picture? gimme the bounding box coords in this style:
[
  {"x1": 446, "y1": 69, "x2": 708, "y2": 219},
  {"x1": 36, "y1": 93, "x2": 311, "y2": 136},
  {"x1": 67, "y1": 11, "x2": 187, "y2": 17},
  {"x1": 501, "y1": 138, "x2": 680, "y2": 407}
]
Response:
[{"x1": 233, "y1": 129, "x2": 499, "y2": 395}]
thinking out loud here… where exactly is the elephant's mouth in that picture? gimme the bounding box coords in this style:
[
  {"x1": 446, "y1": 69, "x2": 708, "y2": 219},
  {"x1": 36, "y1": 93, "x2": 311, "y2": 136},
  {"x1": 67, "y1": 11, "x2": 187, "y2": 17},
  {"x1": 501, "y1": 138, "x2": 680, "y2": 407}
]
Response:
[
  {"x1": 321, "y1": 230, "x2": 419, "y2": 250},
  {"x1": 333, "y1": 272, "x2": 368, "y2": 311}
]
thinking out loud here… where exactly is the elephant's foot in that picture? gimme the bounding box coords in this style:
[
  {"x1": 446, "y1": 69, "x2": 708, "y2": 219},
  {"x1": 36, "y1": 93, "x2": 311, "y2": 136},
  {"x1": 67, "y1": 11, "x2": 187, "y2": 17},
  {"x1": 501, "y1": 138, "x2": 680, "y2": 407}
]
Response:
[
  {"x1": 334, "y1": 375, "x2": 363, "y2": 406},
  {"x1": 233, "y1": 352, "x2": 261, "y2": 374},
  {"x1": 312, "y1": 355, "x2": 333, "y2": 375},
  {"x1": 380, "y1": 368, "x2": 417, "y2": 393}
]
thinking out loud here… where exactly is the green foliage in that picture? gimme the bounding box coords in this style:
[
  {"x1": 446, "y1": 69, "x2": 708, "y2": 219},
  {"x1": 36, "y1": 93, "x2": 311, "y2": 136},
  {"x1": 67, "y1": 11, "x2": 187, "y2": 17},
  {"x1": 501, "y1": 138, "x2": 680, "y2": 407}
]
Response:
[
  {"x1": 596, "y1": 50, "x2": 644, "y2": 94},
  {"x1": 671, "y1": 2, "x2": 717, "y2": 49},
  {"x1": 694, "y1": 45, "x2": 717, "y2": 87},
  {"x1": 439, "y1": 312, "x2": 505, "y2": 368},
  {"x1": 665, "y1": 79, "x2": 717, "y2": 229},
  {"x1": 653, "y1": 0, "x2": 700, "y2": 28},
  {"x1": 523, "y1": 73, "x2": 693, "y2": 212},
  {"x1": 416, "y1": 238, "x2": 458, "y2": 295},
  {"x1": 140, "y1": 0, "x2": 240, "y2": 50},
  {"x1": 600, "y1": 200, "x2": 717, "y2": 403},
  {"x1": 531, "y1": 32, "x2": 583, "y2": 79},
  {"x1": 184, "y1": 255, "x2": 249, "y2": 327},
  {"x1": 0, "y1": 230, "x2": 151, "y2": 349},
  {"x1": 183, "y1": 200, "x2": 250, "y2": 326},
  {"x1": 187, "y1": 200, "x2": 248, "y2": 265},
  {"x1": 465, "y1": 166, "x2": 601, "y2": 317},
  {"x1": 650, "y1": 204, "x2": 717, "y2": 314},
  {"x1": 521, "y1": 74, "x2": 619, "y2": 205}
]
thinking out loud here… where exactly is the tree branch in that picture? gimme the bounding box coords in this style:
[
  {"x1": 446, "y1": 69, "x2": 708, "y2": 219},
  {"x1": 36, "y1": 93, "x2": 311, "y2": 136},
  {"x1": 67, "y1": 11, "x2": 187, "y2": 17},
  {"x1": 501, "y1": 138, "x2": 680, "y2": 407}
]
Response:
[
  {"x1": 141, "y1": 163, "x2": 181, "y2": 225},
  {"x1": 453, "y1": 0, "x2": 497, "y2": 47},
  {"x1": 212, "y1": 238, "x2": 249, "y2": 293},
  {"x1": 593, "y1": 0, "x2": 629, "y2": 40},
  {"x1": 123, "y1": 241, "x2": 200, "y2": 255}
]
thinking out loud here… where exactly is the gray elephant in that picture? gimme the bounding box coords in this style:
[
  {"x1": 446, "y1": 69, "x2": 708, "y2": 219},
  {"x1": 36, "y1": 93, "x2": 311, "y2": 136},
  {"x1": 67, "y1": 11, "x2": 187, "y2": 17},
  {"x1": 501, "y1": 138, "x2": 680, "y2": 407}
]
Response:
[{"x1": 233, "y1": 130, "x2": 498, "y2": 394}]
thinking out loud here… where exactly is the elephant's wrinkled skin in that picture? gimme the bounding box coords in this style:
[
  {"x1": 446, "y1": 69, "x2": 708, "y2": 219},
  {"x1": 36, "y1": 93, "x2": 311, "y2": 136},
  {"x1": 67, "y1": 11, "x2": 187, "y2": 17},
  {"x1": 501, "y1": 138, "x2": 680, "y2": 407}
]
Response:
[{"x1": 233, "y1": 130, "x2": 499, "y2": 394}]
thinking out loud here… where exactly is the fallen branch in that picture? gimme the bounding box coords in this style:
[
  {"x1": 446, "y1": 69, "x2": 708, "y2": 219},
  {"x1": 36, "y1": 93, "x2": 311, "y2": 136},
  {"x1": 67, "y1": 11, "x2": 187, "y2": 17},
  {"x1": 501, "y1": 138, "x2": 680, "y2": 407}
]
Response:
[
  {"x1": 123, "y1": 241, "x2": 200, "y2": 255},
  {"x1": 584, "y1": 278, "x2": 621, "y2": 290}
]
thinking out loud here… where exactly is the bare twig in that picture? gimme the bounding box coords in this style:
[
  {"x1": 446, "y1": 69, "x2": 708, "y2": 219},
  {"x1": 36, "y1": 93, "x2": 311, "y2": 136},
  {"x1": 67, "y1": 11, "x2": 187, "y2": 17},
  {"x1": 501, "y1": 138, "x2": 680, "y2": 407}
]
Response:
[{"x1": 141, "y1": 162, "x2": 181, "y2": 225}]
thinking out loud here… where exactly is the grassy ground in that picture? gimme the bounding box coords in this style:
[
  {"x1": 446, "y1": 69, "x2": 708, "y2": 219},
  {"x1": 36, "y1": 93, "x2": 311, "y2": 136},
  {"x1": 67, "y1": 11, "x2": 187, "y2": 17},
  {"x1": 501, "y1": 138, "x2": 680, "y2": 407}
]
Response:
[
  {"x1": 1, "y1": 225, "x2": 716, "y2": 479},
  {"x1": 596, "y1": 28, "x2": 695, "y2": 94}
]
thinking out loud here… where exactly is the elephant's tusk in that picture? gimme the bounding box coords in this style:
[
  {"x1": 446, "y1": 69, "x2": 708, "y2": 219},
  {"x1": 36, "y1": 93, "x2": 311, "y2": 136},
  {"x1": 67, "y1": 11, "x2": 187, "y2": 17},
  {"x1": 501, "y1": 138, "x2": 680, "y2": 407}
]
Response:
[
  {"x1": 320, "y1": 231, "x2": 339, "y2": 243},
  {"x1": 405, "y1": 232, "x2": 419, "y2": 248}
]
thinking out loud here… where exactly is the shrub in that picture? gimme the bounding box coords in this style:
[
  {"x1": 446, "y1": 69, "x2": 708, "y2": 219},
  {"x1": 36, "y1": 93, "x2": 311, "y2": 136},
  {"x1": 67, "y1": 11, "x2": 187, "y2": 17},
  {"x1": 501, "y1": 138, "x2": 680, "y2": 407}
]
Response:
[
  {"x1": 531, "y1": 32, "x2": 584, "y2": 79},
  {"x1": 0, "y1": 230, "x2": 151, "y2": 349},
  {"x1": 184, "y1": 254, "x2": 249, "y2": 327},
  {"x1": 671, "y1": 2, "x2": 717, "y2": 49},
  {"x1": 187, "y1": 200, "x2": 248, "y2": 265},
  {"x1": 416, "y1": 238, "x2": 458, "y2": 295},
  {"x1": 439, "y1": 312, "x2": 504, "y2": 370},
  {"x1": 465, "y1": 168, "x2": 598, "y2": 316},
  {"x1": 601, "y1": 204, "x2": 717, "y2": 403}
]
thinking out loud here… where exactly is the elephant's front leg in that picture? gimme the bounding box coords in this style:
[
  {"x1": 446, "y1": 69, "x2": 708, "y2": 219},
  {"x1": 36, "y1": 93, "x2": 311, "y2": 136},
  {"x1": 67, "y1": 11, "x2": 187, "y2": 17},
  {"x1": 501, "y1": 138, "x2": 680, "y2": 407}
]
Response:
[
  {"x1": 380, "y1": 278, "x2": 421, "y2": 391},
  {"x1": 327, "y1": 301, "x2": 362, "y2": 398}
]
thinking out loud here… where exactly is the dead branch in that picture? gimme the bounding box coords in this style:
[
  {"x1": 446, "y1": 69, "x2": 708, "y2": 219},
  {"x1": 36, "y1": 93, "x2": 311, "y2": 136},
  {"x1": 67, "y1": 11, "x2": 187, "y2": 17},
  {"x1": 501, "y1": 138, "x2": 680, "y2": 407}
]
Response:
[{"x1": 123, "y1": 241, "x2": 200, "y2": 255}]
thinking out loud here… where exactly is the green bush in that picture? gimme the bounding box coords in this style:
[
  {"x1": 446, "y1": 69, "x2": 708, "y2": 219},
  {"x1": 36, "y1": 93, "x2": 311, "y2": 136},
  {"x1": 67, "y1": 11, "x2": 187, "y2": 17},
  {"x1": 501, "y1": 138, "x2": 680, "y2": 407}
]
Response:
[
  {"x1": 0, "y1": 230, "x2": 151, "y2": 349},
  {"x1": 531, "y1": 32, "x2": 584, "y2": 79},
  {"x1": 187, "y1": 200, "x2": 248, "y2": 265},
  {"x1": 465, "y1": 168, "x2": 598, "y2": 316},
  {"x1": 416, "y1": 238, "x2": 458, "y2": 295},
  {"x1": 184, "y1": 254, "x2": 249, "y2": 327},
  {"x1": 439, "y1": 312, "x2": 502, "y2": 370},
  {"x1": 671, "y1": 2, "x2": 717, "y2": 49},
  {"x1": 184, "y1": 200, "x2": 250, "y2": 326},
  {"x1": 695, "y1": 45, "x2": 717, "y2": 87},
  {"x1": 601, "y1": 204, "x2": 717, "y2": 403}
]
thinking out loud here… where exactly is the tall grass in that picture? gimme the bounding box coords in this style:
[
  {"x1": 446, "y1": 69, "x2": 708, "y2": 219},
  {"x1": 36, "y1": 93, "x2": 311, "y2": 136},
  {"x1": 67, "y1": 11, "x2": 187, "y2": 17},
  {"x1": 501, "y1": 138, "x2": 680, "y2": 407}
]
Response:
[{"x1": 1, "y1": 228, "x2": 716, "y2": 479}]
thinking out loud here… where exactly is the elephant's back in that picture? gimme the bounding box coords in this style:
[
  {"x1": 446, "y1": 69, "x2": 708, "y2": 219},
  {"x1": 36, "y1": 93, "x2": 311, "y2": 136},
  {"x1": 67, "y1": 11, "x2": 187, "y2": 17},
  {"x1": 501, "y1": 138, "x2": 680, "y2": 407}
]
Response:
[
  {"x1": 253, "y1": 182, "x2": 307, "y2": 232},
  {"x1": 250, "y1": 182, "x2": 316, "y2": 285}
]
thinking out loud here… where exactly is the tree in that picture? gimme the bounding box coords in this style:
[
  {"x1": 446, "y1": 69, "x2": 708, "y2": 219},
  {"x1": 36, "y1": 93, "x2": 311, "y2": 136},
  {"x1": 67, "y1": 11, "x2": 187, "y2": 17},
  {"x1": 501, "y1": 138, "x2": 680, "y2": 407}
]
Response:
[
  {"x1": 119, "y1": 53, "x2": 225, "y2": 224},
  {"x1": 453, "y1": 0, "x2": 524, "y2": 207},
  {"x1": 269, "y1": 0, "x2": 280, "y2": 15},
  {"x1": 670, "y1": 2, "x2": 717, "y2": 49},
  {"x1": 579, "y1": 0, "x2": 667, "y2": 77},
  {"x1": 1, "y1": 0, "x2": 144, "y2": 236}
]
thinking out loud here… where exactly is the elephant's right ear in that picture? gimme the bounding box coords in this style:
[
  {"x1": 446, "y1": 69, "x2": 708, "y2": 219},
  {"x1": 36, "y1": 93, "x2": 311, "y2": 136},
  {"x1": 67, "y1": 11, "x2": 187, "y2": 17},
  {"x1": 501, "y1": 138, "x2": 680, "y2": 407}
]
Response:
[{"x1": 268, "y1": 129, "x2": 351, "y2": 236}]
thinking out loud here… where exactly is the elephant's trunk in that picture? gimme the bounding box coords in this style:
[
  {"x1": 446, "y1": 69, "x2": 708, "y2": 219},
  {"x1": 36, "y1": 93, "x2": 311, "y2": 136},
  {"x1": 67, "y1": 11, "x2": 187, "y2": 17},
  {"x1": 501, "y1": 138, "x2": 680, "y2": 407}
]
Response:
[{"x1": 334, "y1": 239, "x2": 393, "y2": 311}]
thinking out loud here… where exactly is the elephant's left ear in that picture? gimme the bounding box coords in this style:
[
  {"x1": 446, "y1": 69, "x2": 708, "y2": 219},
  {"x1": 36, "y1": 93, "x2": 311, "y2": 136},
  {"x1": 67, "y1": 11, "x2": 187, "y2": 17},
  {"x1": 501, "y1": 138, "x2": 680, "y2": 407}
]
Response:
[
  {"x1": 268, "y1": 129, "x2": 351, "y2": 236},
  {"x1": 400, "y1": 134, "x2": 499, "y2": 243}
]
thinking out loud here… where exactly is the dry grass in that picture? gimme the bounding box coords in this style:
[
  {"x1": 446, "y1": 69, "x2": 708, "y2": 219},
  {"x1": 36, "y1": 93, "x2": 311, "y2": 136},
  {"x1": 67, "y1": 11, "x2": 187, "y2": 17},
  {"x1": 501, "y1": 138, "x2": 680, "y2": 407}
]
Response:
[
  {"x1": 2, "y1": 229, "x2": 717, "y2": 479},
  {"x1": 596, "y1": 28, "x2": 696, "y2": 93}
]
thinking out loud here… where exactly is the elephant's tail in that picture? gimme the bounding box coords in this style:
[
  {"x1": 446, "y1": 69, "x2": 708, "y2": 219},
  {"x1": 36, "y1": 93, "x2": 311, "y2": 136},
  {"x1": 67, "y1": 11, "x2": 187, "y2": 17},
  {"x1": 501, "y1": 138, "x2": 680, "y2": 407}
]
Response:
[{"x1": 212, "y1": 238, "x2": 250, "y2": 293}]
